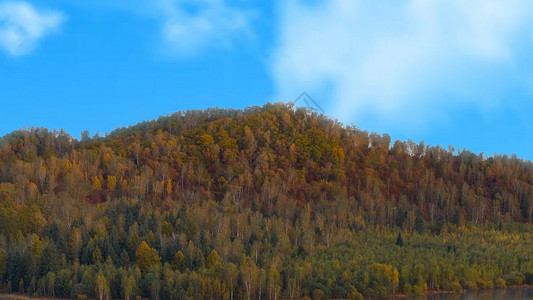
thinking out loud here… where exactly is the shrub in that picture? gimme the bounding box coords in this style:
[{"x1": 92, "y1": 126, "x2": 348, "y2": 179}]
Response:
[
  {"x1": 402, "y1": 283, "x2": 412, "y2": 294},
  {"x1": 412, "y1": 285, "x2": 424, "y2": 296},
  {"x1": 347, "y1": 286, "x2": 364, "y2": 300},
  {"x1": 313, "y1": 289, "x2": 325, "y2": 300},
  {"x1": 463, "y1": 281, "x2": 478, "y2": 291},
  {"x1": 442, "y1": 281, "x2": 462, "y2": 292},
  {"x1": 476, "y1": 278, "x2": 493, "y2": 289},
  {"x1": 495, "y1": 278, "x2": 506, "y2": 288},
  {"x1": 505, "y1": 272, "x2": 524, "y2": 286}
]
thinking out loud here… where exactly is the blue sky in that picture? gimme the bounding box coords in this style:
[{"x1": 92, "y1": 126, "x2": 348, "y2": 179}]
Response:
[{"x1": 1, "y1": 0, "x2": 532, "y2": 161}]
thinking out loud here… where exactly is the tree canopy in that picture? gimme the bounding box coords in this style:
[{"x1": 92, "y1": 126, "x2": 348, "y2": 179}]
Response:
[{"x1": 0, "y1": 103, "x2": 532, "y2": 299}]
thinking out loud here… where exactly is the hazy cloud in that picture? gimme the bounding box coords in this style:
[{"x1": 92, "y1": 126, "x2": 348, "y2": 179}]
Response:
[
  {"x1": 157, "y1": 0, "x2": 254, "y2": 57},
  {"x1": 272, "y1": 0, "x2": 533, "y2": 127},
  {"x1": 0, "y1": 1, "x2": 64, "y2": 56},
  {"x1": 21, "y1": 0, "x2": 253, "y2": 58}
]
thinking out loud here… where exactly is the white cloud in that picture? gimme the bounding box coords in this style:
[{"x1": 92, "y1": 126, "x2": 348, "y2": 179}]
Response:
[
  {"x1": 0, "y1": 1, "x2": 64, "y2": 56},
  {"x1": 272, "y1": 0, "x2": 533, "y2": 128},
  {"x1": 156, "y1": 0, "x2": 254, "y2": 57}
]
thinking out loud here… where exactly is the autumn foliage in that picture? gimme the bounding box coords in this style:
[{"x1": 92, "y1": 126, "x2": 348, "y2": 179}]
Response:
[{"x1": 0, "y1": 103, "x2": 532, "y2": 299}]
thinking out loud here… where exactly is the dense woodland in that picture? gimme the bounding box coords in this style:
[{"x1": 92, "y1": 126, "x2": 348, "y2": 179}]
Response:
[{"x1": 0, "y1": 103, "x2": 532, "y2": 299}]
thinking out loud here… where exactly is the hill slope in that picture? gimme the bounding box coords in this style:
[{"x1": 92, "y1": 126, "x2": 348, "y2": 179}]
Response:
[
  {"x1": 0, "y1": 103, "x2": 532, "y2": 299},
  {"x1": 2, "y1": 103, "x2": 532, "y2": 224}
]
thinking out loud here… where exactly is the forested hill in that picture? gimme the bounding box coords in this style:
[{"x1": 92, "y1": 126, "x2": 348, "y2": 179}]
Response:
[
  {"x1": 0, "y1": 103, "x2": 532, "y2": 299},
  {"x1": 2, "y1": 102, "x2": 531, "y2": 226}
]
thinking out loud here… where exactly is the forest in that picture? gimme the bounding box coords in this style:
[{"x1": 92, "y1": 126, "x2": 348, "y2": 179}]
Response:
[{"x1": 0, "y1": 102, "x2": 532, "y2": 299}]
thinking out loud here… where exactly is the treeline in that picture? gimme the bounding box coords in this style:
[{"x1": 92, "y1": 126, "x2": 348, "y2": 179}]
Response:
[{"x1": 0, "y1": 103, "x2": 532, "y2": 299}]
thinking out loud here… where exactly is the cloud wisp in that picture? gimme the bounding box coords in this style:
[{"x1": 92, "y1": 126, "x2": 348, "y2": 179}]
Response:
[
  {"x1": 271, "y1": 0, "x2": 533, "y2": 128},
  {"x1": 0, "y1": 1, "x2": 64, "y2": 56},
  {"x1": 157, "y1": 0, "x2": 254, "y2": 58},
  {"x1": 32, "y1": 0, "x2": 254, "y2": 58}
]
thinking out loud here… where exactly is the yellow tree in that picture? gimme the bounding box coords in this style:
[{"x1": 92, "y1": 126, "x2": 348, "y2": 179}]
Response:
[
  {"x1": 171, "y1": 251, "x2": 184, "y2": 271},
  {"x1": 95, "y1": 271, "x2": 110, "y2": 300},
  {"x1": 268, "y1": 259, "x2": 281, "y2": 300},
  {"x1": 206, "y1": 249, "x2": 222, "y2": 269},
  {"x1": 241, "y1": 256, "x2": 258, "y2": 300},
  {"x1": 136, "y1": 241, "x2": 160, "y2": 273},
  {"x1": 166, "y1": 178, "x2": 172, "y2": 196},
  {"x1": 225, "y1": 262, "x2": 238, "y2": 300},
  {"x1": 93, "y1": 246, "x2": 103, "y2": 264},
  {"x1": 106, "y1": 175, "x2": 117, "y2": 192},
  {"x1": 92, "y1": 176, "x2": 102, "y2": 190},
  {"x1": 123, "y1": 275, "x2": 136, "y2": 300},
  {"x1": 29, "y1": 234, "x2": 43, "y2": 259}
]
